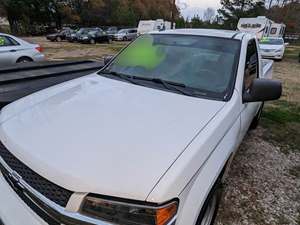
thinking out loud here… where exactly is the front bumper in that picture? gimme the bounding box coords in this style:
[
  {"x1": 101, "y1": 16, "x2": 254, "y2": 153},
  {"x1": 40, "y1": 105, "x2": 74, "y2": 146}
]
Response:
[
  {"x1": 261, "y1": 51, "x2": 283, "y2": 59},
  {"x1": 0, "y1": 172, "x2": 47, "y2": 225},
  {"x1": 0, "y1": 157, "x2": 114, "y2": 225}
]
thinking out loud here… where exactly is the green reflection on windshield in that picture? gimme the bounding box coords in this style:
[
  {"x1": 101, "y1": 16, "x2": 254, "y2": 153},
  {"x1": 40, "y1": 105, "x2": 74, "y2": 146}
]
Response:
[{"x1": 115, "y1": 35, "x2": 166, "y2": 70}]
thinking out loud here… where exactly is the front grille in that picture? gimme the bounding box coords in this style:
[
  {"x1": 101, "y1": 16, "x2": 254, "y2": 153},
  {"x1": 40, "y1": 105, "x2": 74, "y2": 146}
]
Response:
[{"x1": 0, "y1": 142, "x2": 73, "y2": 207}]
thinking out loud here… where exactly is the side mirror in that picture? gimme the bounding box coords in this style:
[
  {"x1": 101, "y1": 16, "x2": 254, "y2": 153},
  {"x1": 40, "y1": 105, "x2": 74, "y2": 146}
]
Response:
[
  {"x1": 103, "y1": 55, "x2": 114, "y2": 65},
  {"x1": 243, "y1": 78, "x2": 282, "y2": 103}
]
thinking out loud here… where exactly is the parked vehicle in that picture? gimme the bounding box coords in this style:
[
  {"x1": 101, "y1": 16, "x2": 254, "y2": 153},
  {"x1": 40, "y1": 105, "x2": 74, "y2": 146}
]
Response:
[
  {"x1": 137, "y1": 19, "x2": 174, "y2": 35},
  {"x1": 46, "y1": 28, "x2": 73, "y2": 42},
  {"x1": 0, "y1": 33, "x2": 44, "y2": 67},
  {"x1": 113, "y1": 28, "x2": 137, "y2": 41},
  {"x1": 78, "y1": 28, "x2": 111, "y2": 44},
  {"x1": 259, "y1": 37, "x2": 286, "y2": 60},
  {"x1": 106, "y1": 26, "x2": 118, "y2": 38},
  {"x1": 66, "y1": 28, "x2": 92, "y2": 42},
  {"x1": 237, "y1": 16, "x2": 274, "y2": 39},
  {"x1": 65, "y1": 29, "x2": 77, "y2": 42},
  {"x1": 0, "y1": 29, "x2": 282, "y2": 225}
]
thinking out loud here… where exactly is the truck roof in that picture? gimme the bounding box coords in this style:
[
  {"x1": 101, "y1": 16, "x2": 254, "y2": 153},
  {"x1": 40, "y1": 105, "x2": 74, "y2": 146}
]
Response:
[{"x1": 150, "y1": 29, "x2": 246, "y2": 40}]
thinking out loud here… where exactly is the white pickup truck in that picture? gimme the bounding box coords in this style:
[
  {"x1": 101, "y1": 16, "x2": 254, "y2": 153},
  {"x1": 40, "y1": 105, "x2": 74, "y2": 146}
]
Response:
[{"x1": 0, "y1": 29, "x2": 281, "y2": 225}]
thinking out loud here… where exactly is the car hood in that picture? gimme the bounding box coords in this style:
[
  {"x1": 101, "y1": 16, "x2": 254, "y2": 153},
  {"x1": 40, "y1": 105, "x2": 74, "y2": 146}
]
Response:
[
  {"x1": 260, "y1": 44, "x2": 283, "y2": 51},
  {"x1": 0, "y1": 74, "x2": 225, "y2": 201}
]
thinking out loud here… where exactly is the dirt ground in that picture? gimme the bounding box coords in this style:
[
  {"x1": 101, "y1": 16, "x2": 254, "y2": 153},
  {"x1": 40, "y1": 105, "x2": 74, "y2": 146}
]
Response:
[
  {"x1": 28, "y1": 37, "x2": 300, "y2": 225},
  {"x1": 25, "y1": 36, "x2": 127, "y2": 61}
]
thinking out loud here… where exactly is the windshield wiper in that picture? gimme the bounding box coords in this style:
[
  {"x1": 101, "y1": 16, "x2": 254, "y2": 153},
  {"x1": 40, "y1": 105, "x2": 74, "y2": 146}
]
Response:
[
  {"x1": 131, "y1": 76, "x2": 196, "y2": 97},
  {"x1": 101, "y1": 70, "x2": 140, "y2": 85}
]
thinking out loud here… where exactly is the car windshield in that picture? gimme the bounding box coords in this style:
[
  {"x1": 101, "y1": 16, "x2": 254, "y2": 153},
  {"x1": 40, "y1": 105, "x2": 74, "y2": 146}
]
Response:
[
  {"x1": 260, "y1": 38, "x2": 284, "y2": 45},
  {"x1": 102, "y1": 34, "x2": 240, "y2": 100}
]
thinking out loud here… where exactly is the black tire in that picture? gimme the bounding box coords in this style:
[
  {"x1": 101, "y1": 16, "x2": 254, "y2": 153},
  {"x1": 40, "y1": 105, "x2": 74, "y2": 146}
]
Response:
[
  {"x1": 123, "y1": 36, "x2": 128, "y2": 41},
  {"x1": 196, "y1": 182, "x2": 222, "y2": 225},
  {"x1": 56, "y1": 36, "x2": 62, "y2": 42},
  {"x1": 16, "y1": 57, "x2": 33, "y2": 64},
  {"x1": 249, "y1": 103, "x2": 264, "y2": 130}
]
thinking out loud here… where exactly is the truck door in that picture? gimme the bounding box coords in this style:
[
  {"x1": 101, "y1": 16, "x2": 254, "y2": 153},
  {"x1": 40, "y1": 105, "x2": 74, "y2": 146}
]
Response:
[{"x1": 240, "y1": 39, "x2": 262, "y2": 136}]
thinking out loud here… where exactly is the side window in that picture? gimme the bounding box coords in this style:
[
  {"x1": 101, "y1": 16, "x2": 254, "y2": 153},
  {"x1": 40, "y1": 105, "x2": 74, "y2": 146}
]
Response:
[
  {"x1": 0, "y1": 35, "x2": 16, "y2": 47},
  {"x1": 244, "y1": 39, "x2": 259, "y2": 91},
  {"x1": 270, "y1": 28, "x2": 277, "y2": 35}
]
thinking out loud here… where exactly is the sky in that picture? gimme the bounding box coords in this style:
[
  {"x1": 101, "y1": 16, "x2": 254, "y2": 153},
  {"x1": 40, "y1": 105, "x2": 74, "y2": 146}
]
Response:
[{"x1": 178, "y1": 0, "x2": 222, "y2": 18}]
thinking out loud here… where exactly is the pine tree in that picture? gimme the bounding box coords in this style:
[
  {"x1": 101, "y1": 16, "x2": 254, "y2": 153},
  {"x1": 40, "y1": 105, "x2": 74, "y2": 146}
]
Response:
[{"x1": 218, "y1": 0, "x2": 266, "y2": 29}]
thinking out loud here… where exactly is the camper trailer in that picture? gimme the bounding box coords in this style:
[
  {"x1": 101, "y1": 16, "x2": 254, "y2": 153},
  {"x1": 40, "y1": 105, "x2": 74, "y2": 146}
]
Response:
[
  {"x1": 137, "y1": 19, "x2": 174, "y2": 35},
  {"x1": 269, "y1": 23, "x2": 286, "y2": 37},
  {"x1": 237, "y1": 16, "x2": 273, "y2": 39}
]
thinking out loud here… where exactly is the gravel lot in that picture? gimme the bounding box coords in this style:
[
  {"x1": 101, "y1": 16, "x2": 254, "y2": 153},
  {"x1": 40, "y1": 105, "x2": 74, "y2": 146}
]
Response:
[{"x1": 27, "y1": 37, "x2": 300, "y2": 225}]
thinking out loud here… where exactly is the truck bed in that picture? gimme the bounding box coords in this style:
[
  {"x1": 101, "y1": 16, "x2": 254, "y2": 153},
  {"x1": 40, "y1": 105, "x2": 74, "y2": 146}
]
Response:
[
  {"x1": 262, "y1": 59, "x2": 273, "y2": 79},
  {"x1": 0, "y1": 60, "x2": 104, "y2": 108}
]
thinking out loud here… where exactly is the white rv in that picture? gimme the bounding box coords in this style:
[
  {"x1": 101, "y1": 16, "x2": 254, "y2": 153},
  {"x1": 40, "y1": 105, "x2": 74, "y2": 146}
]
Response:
[
  {"x1": 269, "y1": 23, "x2": 286, "y2": 37},
  {"x1": 237, "y1": 16, "x2": 273, "y2": 39},
  {"x1": 137, "y1": 19, "x2": 174, "y2": 35}
]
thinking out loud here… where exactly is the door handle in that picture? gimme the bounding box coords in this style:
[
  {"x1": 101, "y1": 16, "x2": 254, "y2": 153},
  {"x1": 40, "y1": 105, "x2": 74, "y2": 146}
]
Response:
[{"x1": 9, "y1": 49, "x2": 17, "y2": 52}]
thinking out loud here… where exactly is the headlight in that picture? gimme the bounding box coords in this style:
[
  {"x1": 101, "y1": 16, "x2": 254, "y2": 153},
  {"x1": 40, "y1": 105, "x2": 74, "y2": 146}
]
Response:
[
  {"x1": 80, "y1": 195, "x2": 178, "y2": 225},
  {"x1": 275, "y1": 49, "x2": 282, "y2": 53}
]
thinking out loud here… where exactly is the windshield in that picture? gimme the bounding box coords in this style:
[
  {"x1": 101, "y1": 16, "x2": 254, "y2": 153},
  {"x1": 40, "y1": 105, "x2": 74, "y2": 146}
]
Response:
[
  {"x1": 260, "y1": 38, "x2": 284, "y2": 45},
  {"x1": 102, "y1": 34, "x2": 240, "y2": 100}
]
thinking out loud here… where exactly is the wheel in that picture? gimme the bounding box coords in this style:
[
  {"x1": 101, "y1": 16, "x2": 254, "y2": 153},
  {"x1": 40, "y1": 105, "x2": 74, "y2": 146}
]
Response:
[
  {"x1": 56, "y1": 36, "x2": 62, "y2": 42},
  {"x1": 249, "y1": 103, "x2": 264, "y2": 130},
  {"x1": 90, "y1": 39, "x2": 96, "y2": 44},
  {"x1": 16, "y1": 57, "x2": 33, "y2": 64},
  {"x1": 123, "y1": 36, "x2": 128, "y2": 41},
  {"x1": 196, "y1": 187, "x2": 222, "y2": 225}
]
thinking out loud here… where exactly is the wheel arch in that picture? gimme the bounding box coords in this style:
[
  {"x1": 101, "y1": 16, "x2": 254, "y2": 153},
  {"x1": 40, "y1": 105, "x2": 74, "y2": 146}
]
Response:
[
  {"x1": 16, "y1": 56, "x2": 33, "y2": 63},
  {"x1": 175, "y1": 118, "x2": 240, "y2": 225}
]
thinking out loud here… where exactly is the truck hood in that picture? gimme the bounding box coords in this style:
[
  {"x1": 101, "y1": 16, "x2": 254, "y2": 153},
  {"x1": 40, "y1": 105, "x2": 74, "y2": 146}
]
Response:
[{"x1": 0, "y1": 74, "x2": 225, "y2": 201}]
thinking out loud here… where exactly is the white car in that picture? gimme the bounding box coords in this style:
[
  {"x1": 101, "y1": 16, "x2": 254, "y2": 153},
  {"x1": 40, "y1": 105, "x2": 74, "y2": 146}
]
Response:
[
  {"x1": 113, "y1": 28, "x2": 137, "y2": 41},
  {"x1": 259, "y1": 37, "x2": 286, "y2": 60},
  {"x1": 0, "y1": 29, "x2": 281, "y2": 225},
  {"x1": 0, "y1": 33, "x2": 45, "y2": 67}
]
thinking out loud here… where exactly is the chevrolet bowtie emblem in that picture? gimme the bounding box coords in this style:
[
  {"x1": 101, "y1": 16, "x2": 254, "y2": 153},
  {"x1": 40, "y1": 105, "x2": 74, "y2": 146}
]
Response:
[{"x1": 8, "y1": 170, "x2": 25, "y2": 191}]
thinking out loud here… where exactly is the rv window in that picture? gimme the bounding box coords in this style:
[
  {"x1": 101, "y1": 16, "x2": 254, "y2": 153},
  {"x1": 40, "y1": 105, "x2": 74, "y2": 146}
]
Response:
[{"x1": 270, "y1": 28, "x2": 277, "y2": 34}]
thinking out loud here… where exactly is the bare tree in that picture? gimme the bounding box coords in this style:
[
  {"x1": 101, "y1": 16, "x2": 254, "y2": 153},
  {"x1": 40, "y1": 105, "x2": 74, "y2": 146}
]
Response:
[{"x1": 203, "y1": 7, "x2": 215, "y2": 22}]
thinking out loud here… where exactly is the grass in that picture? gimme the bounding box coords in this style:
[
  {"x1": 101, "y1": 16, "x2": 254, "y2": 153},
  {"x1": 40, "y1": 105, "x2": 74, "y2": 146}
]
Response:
[
  {"x1": 284, "y1": 43, "x2": 300, "y2": 60},
  {"x1": 260, "y1": 45, "x2": 300, "y2": 152},
  {"x1": 261, "y1": 100, "x2": 300, "y2": 152}
]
